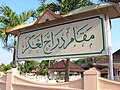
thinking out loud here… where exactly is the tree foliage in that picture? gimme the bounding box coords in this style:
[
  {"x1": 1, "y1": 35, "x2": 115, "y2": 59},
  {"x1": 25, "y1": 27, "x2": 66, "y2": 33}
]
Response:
[
  {"x1": 0, "y1": 63, "x2": 12, "y2": 72},
  {"x1": 0, "y1": 6, "x2": 35, "y2": 67},
  {"x1": 4, "y1": 64, "x2": 12, "y2": 71},
  {"x1": 0, "y1": 5, "x2": 35, "y2": 48},
  {"x1": 24, "y1": 61, "x2": 37, "y2": 73},
  {"x1": 73, "y1": 56, "x2": 104, "y2": 66},
  {"x1": 36, "y1": 0, "x2": 93, "y2": 16}
]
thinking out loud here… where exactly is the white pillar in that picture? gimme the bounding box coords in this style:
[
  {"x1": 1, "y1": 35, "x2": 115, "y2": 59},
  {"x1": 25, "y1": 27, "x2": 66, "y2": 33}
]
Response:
[{"x1": 105, "y1": 14, "x2": 114, "y2": 80}]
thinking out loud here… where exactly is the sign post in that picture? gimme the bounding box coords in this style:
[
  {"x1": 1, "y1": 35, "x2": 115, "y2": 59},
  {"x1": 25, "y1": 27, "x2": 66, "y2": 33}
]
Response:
[
  {"x1": 106, "y1": 14, "x2": 114, "y2": 80},
  {"x1": 65, "y1": 58, "x2": 70, "y2": 82}
]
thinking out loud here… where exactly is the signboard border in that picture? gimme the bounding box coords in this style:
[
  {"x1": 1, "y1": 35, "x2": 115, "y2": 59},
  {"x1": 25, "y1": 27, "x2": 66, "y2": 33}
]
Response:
[{"x1": 16, "y1": 15, "x2": 106, "y2": 60}]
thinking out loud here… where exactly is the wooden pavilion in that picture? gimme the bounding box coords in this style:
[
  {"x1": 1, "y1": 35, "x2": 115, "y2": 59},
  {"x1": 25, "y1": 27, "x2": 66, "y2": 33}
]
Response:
[
  {"x1": 48, "y1": 60, "x2": 84, "y2": 81},
  {"x1": 48, "y1": 60, "x2": 84, "y2": 73}
]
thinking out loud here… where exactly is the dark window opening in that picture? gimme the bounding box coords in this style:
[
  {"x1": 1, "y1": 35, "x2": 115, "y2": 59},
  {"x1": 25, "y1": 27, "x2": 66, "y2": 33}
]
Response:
[{"x1": 46, "y1": 19, "x2": 49, "y2": 22}]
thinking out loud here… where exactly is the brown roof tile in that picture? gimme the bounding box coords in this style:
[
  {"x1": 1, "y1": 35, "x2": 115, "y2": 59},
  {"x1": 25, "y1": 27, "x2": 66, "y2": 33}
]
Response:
[{"x1": 48, "y1": 60, "x2": 84, "y2": 72}]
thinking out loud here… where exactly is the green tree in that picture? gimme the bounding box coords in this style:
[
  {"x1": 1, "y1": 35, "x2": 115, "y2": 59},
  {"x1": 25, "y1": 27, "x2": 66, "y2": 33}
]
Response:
[
  {"x1": 39, "y1": 60, "x2": 56, "y2": 68},
  {"x1": 35, "y1": 60, "x2": 56, "y2": 75},
  {"x1": 36, "y1": 69, "x2": 47, "y2": 75},
  {"x1": 0, "y1": 63, "x2": 13, "y2": 72},
  {"x1": 24, "y1": 61, "x2": 37, "y2": 73},
  {"x1": 17, "y1": 62, "x2": 23, "y2": 72},
  {"x1": 73, "y1": 58, "x2": 91, "y2": 66},
  {"x1": 0, "y1": 6, "x2": 35, "y2": 30},
  {"x1": 34, "y1": 3, "x2": 47, "y2": 18},
  {"x1": 0, "y1": 6, "x2": 35, "y2": 67},
  {"x1": 74, "y1": 56, "x2": 104, "y2": 66},
  {"x1": 4, "y1": 64, "x2": 12, "y2": 71},
  {"x1": 0, "y1": 63, "x2": 5, "y2": 71},
  {"x1": 36, "y1": 0, "x2": 93, "y2": 16}
]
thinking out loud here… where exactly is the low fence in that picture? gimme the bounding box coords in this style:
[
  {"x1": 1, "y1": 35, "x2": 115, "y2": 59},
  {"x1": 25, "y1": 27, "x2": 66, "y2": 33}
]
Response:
[{"x1": 0, "y1": 68, "x2": 120, "y2": 90}]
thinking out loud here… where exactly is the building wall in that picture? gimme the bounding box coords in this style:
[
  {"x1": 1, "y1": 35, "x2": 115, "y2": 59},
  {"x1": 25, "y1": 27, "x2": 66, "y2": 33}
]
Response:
[
  {"x1": 99, "y1": 77, "x2": 120, "y2": 90},
  {"x1": 0, "y1": 81, "x2": 6, "y2": 90},
  {"x1": 0, "y1": 68, "x2": 120, "y2": 90}
]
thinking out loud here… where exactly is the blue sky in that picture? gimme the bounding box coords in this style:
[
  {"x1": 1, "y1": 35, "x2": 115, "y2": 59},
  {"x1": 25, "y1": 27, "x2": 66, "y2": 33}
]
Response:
[{"x1": 0, "y1": 0, "x2": 120, "y2": 64}]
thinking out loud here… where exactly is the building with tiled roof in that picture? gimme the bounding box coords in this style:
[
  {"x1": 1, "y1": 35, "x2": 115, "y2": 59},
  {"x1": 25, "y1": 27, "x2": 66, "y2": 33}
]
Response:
[
  {"x1": 96, "y1": 49, "x2": 120, "y2": 80},
  {"x1": 48, "y1": 60, "x2": 84, "y2": 73},
  {"x1": 96, "y1": 49, "x2": 120, "y2": 66}
]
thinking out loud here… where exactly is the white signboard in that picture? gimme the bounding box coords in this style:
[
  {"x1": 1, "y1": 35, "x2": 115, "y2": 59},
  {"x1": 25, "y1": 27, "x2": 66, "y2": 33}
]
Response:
[{"x1": 16, "y1": 15, "x2": 107, "y2": 60}]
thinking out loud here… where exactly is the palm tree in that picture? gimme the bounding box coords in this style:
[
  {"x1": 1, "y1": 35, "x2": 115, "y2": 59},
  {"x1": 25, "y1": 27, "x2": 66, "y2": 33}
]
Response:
[
  {"x1": 36, "y1": 0, "x2": 93, "y2": 16},
  {"x1": 34, "y1": 3, "x2": 48, "y2": 18},
  {"x1": 0, "y1": 5, "x2": 35, "y2": 67}
]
